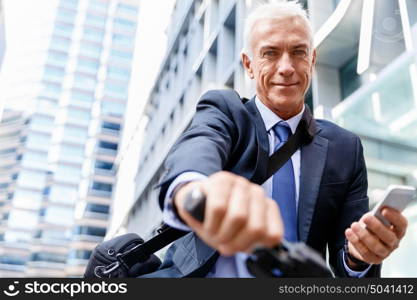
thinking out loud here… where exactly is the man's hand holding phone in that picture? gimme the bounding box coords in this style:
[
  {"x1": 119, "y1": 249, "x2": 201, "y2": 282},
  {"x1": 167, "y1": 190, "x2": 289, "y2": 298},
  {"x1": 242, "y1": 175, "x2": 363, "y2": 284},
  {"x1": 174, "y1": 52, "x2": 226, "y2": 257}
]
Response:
[{"x1": 345, "y1": 185, "x2": 415, "y2": 268}]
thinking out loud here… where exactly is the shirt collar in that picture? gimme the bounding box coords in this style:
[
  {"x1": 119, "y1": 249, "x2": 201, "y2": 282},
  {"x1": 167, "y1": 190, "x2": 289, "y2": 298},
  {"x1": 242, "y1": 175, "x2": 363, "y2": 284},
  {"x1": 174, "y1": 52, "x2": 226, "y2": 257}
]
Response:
[{"x1": 255, "y1": 96, "x2": 305, "y2": 134}]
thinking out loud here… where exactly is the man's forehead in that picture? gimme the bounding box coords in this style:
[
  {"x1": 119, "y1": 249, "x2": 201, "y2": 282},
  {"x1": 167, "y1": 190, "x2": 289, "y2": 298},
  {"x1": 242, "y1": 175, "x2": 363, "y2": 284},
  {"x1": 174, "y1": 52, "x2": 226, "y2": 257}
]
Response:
[{"x1": 251, "y1": 16, "x2": 312, "y2": 47}]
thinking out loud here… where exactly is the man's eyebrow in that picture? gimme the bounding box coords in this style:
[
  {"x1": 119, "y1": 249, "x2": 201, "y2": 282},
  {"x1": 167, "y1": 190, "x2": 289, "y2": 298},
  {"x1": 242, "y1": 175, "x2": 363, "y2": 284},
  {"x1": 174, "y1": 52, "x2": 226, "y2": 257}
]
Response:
[
  {"x1": 259, "y1": 45, "x2": 280, "y2": 51},
  {"x1": 293, "y1": 43, "x2": 309, "y2": 49}
]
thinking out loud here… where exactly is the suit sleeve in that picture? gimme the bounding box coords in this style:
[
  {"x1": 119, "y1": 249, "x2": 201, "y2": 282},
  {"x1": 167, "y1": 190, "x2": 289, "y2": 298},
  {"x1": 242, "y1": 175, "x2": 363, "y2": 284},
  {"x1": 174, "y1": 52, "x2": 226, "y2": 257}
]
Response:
[
  {"x1": 157, "y1": 90, "x2": 237, "y2": 209},
  {"x1": 329, "y1": 136, "x2": 381, "y2": 277}
]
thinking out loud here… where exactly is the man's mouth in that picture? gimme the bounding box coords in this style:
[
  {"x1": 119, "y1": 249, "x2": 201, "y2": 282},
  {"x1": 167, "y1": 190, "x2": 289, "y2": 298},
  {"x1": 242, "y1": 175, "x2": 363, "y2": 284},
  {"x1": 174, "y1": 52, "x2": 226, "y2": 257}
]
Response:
[{"x1": 272, "y1": 82, "x2": 299, "y2": 87}]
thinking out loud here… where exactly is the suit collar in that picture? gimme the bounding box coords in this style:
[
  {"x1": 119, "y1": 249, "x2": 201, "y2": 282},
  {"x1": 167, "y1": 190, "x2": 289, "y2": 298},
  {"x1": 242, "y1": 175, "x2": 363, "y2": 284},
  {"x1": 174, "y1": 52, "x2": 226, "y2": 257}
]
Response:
[
  {"x1": 298, "y1": 134, "x2": 328, "y2": 242},
  {"x1": 245, "y1": 98, "x2": 269, "y2": 184}
]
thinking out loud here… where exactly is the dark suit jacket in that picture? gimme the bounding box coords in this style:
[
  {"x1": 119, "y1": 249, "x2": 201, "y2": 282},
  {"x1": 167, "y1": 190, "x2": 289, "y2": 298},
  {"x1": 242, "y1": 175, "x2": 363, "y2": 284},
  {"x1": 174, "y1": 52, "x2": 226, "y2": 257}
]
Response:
[{"x1": 142, "y1": 89, "x2": 381, "y2": 277}]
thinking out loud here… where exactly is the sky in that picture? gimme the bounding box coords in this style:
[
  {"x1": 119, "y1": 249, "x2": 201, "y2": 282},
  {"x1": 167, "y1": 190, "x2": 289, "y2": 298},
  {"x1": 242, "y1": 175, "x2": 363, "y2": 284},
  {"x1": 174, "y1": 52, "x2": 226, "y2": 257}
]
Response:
[{"x1": 0, "y1": 0, "x2": 175, "y2": 120}]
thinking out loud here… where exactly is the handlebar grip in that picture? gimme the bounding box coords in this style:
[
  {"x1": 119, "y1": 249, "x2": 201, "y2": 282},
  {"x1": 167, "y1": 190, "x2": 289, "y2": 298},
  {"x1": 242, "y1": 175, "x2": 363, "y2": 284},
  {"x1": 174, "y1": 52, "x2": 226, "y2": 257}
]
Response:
[
  {"x1": 183, "y1": 187, "x2": 206, "y2": 222},
  {"x1": 181, "y1": 186, "x2": 333, "y2": 277}
]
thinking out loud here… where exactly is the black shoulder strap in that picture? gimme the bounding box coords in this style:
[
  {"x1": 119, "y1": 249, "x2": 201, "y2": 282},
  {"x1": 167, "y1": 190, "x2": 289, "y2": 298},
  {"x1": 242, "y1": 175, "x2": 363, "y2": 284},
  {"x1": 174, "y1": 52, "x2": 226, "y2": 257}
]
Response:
[
  {"x1": 118, "y1": 225, "x2": 187, "y2": 267},
  {"x1": 119, "y1": 100, "x2": 317, "y2": 269}
]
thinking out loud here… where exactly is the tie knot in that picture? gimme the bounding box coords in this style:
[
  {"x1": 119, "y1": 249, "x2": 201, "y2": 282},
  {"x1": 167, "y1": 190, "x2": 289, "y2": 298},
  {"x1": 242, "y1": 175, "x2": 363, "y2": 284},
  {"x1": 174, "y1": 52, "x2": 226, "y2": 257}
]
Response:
[{"x1": 273, "y1": 122, "x2": 292, "y2": 143}]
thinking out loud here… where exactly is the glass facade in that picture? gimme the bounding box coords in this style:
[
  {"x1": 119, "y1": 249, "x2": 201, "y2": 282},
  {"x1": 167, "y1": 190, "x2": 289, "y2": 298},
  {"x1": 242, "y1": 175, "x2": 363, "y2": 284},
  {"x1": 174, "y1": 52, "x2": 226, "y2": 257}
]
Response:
[
  {"x1": 0, "y1": 0, "x2": 138, "y2": 277},
  {"x1": 332, "y1": 50, "x2": 417, "y2": 276},
  {"x1": 333, "y1": 53, "x2": 417, "y2": 152}
]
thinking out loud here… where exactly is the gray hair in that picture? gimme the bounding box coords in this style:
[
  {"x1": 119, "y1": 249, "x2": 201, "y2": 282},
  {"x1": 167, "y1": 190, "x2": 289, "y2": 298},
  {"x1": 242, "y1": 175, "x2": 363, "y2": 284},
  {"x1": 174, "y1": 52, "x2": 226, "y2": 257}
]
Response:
[{"x1": 242, "y1": 1, "x2": 313, "y2": 58}]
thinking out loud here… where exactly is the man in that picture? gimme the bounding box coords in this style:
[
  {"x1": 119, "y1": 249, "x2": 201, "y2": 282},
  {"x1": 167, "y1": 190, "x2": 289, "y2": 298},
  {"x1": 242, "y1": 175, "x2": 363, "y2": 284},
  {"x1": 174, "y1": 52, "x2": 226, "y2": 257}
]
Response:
[{"x1": 143, "y1": 1, "x2": 408, "y2": 277}]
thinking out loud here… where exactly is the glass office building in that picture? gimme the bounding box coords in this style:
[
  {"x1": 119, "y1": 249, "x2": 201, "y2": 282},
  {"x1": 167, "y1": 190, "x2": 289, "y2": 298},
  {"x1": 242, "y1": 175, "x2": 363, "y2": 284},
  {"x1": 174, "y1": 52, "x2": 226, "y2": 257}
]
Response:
[
  {"x1": 0, "y1": 0, "x2": 5, "y2": 71},
  {"x1": 0, "y1": 0, "x2": 138, "y2": 277},
  {"x1": 110, "y1": 0, "x2": 417, "y2": 277}
]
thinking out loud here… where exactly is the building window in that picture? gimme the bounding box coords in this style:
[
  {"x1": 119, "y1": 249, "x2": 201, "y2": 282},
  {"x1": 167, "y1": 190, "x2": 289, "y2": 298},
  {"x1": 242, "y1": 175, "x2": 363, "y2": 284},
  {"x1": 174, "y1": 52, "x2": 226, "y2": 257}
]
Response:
[
  {"x1": 117, "y1": 3, "x2": 138, "y2": 15},
  {"x1": 85, "y1": 203, "x2": 109, "y2": 214},
  {"x1": 0, "y1": 148, "x2": 16, "y2": 155},
  {"x1": 0, "y1": 256, "x2": 27, "y2": 266},
  {"x1": 40, "y1": 229, "x2": 71, "y2": 241},
  {"x1": 77, "y1": 58, "x2": 100, "y2": 73},
  {"x1": 56, "y1": 9, "x2": 76, "y2": 23},
  {"x1": 21, "y1": 151, "x2": 48, "y2": 170},
  {"x1": 73, "y1": 74, "x2": 96, "y2": 90},
  {"x1": 102, "y1": 121, "x2": 120, "y2": 131},
  {"x1": 98, "y1": 141, "x2": 118, "y2": 151},
  {"x1": 339, "y1": 54, "x2": 361, "y2": 100},
  {"x1": 83, "y1": 27, "x2": 105, "y2": 42},
  {"x1": 44, "y1": 66, "x2": 65, "y2": 82},
  {"x1": 59, "y1": 144, "x2": 85, "y2": 163},
  {"x1": 7, "y1": 210, "x2": 39, "y2": 230},
  {"x1": 12, "y1": 190, "x2": 42, "y2": 207},
  {"x1": 16, "y1": 170, "x2": 46, "y2": 189},
  {"x1": 88, "y1": 0, "x2": 108, "y2": 13},
  {"x1": 49, "y1": 185, "x2": 78, "y2": 204},
  {"x1": 79, "y1": 42, "x2": 102, "y2": 58},
  {"x1": 112, "y1": 33, "x2": 133, "y2": 47},
  {"x1": 101, "y1": 101, "x2": 125, "y2": 116},
  {"x1": 73, "y1": 225, "x2": 106, "y2": 237},
  {"x1": 110, "y1": 49, "x2": 133, "y2": 59},
  {"x1": 54, "y1": 164, "x2": 82, "y2": 183},
  {"x1": 43, "y1": 206, "x2": 74, "y2": 226},
  {"x1": 92, "y1": 181, "x2": 112, "y2": 192},
  {"x1": 113, "y1": 18, "x2": 136, "y2": 32},
  {"x1": 25, "y1": 133, "x2": 51, "y2": 151},
  {"x1": 60, "y1": 0, "x2": 78, "y2": 9},
  {"x1": 54, "y1": 22, "x2": 74, "y2": 37},
  {"x1": 68, "y1": 249, "x2": 92, "y2": 260},
  {"x1": 95, "y1": 160, "x2": 113, "y2": 170},
  {"x1": 85, "y1": 13, "x2": 106, "y2": 28},
  {"x1": 67, "y1": 108, "x2": 91, "y2": 124},
  {"x1": 50, "y1": 36, "x2": 71, "y2": 51},
  {"x1": 30, "y1": 252, "x2": 67, "y2": 263},
  {"x1": 104, "y1": 84, "x2": 128, "y2": 99},
  {"x1": 70, "y1": 91, "x2": 95, "y2": 108},
  {"x1": 107, "y1": 66, "x2": 130, "y2": 81}
]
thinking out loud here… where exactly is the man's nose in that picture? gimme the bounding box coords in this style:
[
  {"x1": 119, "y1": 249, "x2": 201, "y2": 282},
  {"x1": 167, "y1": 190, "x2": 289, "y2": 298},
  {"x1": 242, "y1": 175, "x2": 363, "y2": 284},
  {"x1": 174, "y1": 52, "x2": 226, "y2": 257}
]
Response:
[{"x1": 277, "y1": 53, "x2": 295, "y2": 77}]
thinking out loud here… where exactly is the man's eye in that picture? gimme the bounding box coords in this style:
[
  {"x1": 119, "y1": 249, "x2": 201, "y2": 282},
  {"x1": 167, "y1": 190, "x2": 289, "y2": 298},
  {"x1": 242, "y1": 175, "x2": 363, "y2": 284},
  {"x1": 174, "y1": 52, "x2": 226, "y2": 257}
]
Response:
[
  {"x1": 263, "y1": 50, "x2": 277, "y2": 57},
  {"x1": 294, "y1": 49, "x2": 307, "y2": 56}
]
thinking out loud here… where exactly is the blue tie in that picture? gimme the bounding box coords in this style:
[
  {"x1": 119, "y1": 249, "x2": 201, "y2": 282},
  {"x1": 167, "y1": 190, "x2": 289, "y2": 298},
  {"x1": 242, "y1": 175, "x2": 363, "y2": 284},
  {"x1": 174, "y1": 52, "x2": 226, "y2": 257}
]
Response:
[{"x1": 272, "y1": 122, "x2": 298, "y2": 242}]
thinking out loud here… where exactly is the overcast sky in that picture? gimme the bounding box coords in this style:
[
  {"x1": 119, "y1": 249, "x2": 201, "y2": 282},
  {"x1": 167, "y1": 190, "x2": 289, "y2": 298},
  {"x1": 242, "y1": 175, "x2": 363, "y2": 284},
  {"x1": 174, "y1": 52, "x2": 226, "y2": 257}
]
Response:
[{"x1": 0, "y1": 0, "x2": 175, "y2": 119}]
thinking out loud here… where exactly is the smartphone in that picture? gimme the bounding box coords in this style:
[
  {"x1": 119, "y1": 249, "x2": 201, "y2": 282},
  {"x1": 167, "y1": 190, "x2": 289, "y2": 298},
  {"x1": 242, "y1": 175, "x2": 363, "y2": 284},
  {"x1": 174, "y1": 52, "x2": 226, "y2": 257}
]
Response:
[{"x1": 370, "y1": 185, "x2": 416, "y2": 226}]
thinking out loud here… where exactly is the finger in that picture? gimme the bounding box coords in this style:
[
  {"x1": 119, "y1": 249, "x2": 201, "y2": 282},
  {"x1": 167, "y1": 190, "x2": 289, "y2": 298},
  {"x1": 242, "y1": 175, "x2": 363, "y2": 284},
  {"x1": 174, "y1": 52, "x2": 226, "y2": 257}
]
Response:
[
  {"x1": 203, "y1": 173, "x2": 234, "y2": 235},
  {"x1": 221, "y1": 186, "x2": 267, "y2": 255},
  {"x1": 381, "y1": 208, "x2": 408, "y2": 239},
  {"x1": 345, "y1": 228, "x2": 382, "y2": 264},
  {"x1": 262, "y1": 199, "x2": 283, "y2": 248},
  {"x1": 363, "y1": 214, "x2": 399, "y2": 250},
  {"x1": 215, "y1": 178, "x2": 250, "y2": 244},
  {"x1": 176, "y1": 182, "x2": 206, "y2": 231},
  {"x1": 351, "y1": 222, "x2": 390, "y2": 258}
]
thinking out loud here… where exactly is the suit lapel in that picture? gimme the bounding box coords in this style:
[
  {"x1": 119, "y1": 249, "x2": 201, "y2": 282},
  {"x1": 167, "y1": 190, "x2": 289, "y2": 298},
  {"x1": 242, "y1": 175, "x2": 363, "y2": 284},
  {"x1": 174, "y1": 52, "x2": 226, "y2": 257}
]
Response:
[
  {"x1": 298, "y1": 129, "x2": 328, "y2": 242},
  {"x1": 245, "y1": 98, "x2": 270, "y2": 184}
]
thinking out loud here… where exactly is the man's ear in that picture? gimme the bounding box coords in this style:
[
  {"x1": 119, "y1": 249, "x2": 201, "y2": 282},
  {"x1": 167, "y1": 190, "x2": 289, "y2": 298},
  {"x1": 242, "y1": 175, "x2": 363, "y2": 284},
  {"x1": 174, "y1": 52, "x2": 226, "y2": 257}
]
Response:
[
  {"x1": 241, "y1": 53, "x2": 254, "y2": 79},
  {"x1": 312, "y1": 48, "x2": 317, "y2": 68}
]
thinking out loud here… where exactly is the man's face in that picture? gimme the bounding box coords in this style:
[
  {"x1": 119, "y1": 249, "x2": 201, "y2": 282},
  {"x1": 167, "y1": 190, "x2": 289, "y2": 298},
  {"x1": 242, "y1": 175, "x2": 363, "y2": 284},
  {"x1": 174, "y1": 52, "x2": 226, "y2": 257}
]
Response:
[{"x1": 242, "y1": 17, "x2": 316, "y2": 120}]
